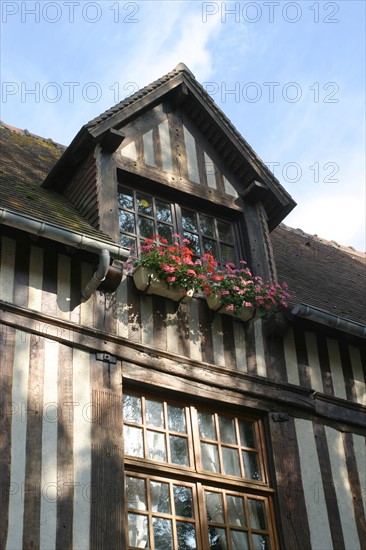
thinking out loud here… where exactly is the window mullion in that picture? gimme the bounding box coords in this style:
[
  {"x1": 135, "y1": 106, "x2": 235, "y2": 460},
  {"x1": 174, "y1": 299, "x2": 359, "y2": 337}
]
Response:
[
  {"x1": 235, "y1": 418, "x2": 245, "y2": 479},
  {"x1": 144, "y1": 477, "x2": 153, "y2": 550},
  {"x1": 214, "y1": 414, "x2": 224, "y2": 475},
  {"x1": 169, "y1": 483, "x2": 178, "y2": 550},
  {"x1": 196, "y1": 483, "x2": 209, "y2": 550},
  {"x1": 164, "y1": 402, "x2": 172, "y2": 465},
  {"x1": 190, "y1": 406, "x2": 202, "y2": 472},
  {"x1": 141, "y1": 397, "x2": 148, "y2": 461},
  {"x1": 174, "y1": 202, "x2": 184, "y2": 240},
  {"x1": 255, "y1": 422, "x2": 267, "y2": 485}
]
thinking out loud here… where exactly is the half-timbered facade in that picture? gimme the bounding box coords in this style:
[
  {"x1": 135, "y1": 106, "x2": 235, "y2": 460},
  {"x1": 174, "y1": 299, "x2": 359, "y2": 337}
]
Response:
[{"x1": 1, "y1": 64, "x2": 365, "y2": 550}]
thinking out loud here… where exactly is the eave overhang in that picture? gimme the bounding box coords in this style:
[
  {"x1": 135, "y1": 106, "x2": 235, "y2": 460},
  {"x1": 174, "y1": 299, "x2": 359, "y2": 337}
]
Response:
[
  {"x1": 0, "y1": 207, "x2": 129, "y2": 260},
  {"x1": 292, "y1": 303, "x2": 366, "y2": 340}
]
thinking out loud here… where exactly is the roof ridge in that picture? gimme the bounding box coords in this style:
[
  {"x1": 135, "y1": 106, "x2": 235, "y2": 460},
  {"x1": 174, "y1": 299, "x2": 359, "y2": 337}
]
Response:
[
  {"x1": 83, "y1": 63, "x2": 291, "y2": 207},
  {"x1": 85, "y1": 65, "x2": 185, "y2": 129},
  {"x1": 278, "y1": 223, "x2": 366, "y2": 258},
  {"x1": 0, "y1": 120, "x2": 66, "y2": 149}
]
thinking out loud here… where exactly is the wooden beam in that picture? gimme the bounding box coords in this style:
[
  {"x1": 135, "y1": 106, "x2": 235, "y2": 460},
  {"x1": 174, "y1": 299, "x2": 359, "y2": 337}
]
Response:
[{"x1": 1, "y1": 301, "x2": 365, "y2": 432}]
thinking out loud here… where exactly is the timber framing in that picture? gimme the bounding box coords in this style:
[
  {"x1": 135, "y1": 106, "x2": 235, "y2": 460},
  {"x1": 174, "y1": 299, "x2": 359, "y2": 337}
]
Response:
[
  {"x1": 1, "y1": 300, "x2": 365, "y2": 434},
  {"x1": 42, "y1": 64, "x2": 296, "y2": 230},
  {"x1": 1, "y1": 64, "x2": 365, "y2": 550}
]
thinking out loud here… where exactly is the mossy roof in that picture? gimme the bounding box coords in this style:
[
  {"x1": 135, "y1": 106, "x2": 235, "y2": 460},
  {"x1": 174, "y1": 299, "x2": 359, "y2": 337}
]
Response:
[{"x1": 0, "y1": 124, "x2": 116, "y2": 246}]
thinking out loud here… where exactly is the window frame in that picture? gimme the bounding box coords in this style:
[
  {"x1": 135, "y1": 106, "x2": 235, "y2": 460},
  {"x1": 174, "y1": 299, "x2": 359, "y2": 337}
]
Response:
[
  {"x1": 123, "y1": 390, "x2": 278, "y2": 550},
  {"x1": 118, "y1": 184, "x2": 245, "y2": 267}
]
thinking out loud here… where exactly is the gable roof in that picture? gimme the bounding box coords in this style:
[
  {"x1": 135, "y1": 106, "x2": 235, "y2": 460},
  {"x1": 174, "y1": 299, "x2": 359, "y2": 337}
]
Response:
[
  {"x1": 43, "y1": 63, "x2": 296, "y2": 230},
  {"x1": 0, "y1": 123, "x2": 128, "y2": 258}
]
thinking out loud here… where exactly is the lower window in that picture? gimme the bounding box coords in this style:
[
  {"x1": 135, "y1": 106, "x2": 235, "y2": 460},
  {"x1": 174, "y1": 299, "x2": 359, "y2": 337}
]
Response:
[{"x1": 124, "y1": 392, "x2": 278, "y2": 549}]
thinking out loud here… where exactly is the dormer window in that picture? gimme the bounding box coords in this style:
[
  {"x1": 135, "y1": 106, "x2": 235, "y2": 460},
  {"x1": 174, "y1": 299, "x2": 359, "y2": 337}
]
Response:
[{"x1": 118, "y1": 185, "x2": 241, "y2": 266}]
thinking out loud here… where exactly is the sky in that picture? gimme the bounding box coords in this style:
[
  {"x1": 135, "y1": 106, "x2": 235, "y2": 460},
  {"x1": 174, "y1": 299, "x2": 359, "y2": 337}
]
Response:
[{"x1": 1, "y1": 0, "x2": 365, "y2": 252}]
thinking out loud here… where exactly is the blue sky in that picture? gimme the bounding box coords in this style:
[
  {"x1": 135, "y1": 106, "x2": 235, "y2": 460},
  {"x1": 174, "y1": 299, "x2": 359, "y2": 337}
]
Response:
[{"x1": 1, "y1": 0, "x2": 365, "y2": 251}]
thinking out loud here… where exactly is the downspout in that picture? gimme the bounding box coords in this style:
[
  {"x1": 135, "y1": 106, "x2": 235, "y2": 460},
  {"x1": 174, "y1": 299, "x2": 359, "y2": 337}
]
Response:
[{"x1": 81, "y1": 248, "x2": 110, "y2": 301}]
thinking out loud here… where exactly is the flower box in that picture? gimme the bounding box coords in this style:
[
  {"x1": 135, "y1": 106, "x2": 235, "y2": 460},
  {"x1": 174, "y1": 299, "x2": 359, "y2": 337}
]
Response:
[
  {"x1": 133, "y1": 265, "x2": 193, "y2": 302},
  {"x1": 206, "y1": 293, "x2": 260, "y2": 322}
]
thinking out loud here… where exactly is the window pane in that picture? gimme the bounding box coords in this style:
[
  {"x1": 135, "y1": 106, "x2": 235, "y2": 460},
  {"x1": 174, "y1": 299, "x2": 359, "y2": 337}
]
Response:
[
  {"x1": 202, "y1": 238, "x2": 218, "y2": 258},
  {"x1": 137, "y1": 194, "x2": 153, "y2": 215},
  {"x1": 221, "y1": 244, "x2": 236, "y2": 265},
  {"x1": 119, "y1": 210, "x2": 135, "y2": 233},
  {"x1": 206, "y1": 491, "x2": 224, "y2": 523},
  {"x1": 120, "y1": 235, "x2": 136, "y2": 251},
  {"x1": 231, "y1": 531, "x2": 249, "y2": 550},
  {"x1": 200, "y1": 215, "x2": 215, "y2": 237},
  {"x1": 248, "y1": 499, "x2": 267, "y2": 530},
  {"x1": 138, "y1": 216, "x2": 154, "y2": 238},
  {"x1": 218, "y1": 416, "x2": 237, "y2": 444},
  {"x1": 243, "y1": 451, "x2": 262, "y2": 481},
  {"x1": 147, "y1": 431, "x2": 167, "y2": 462},
  {"x1": 170, "y1": 436, "x2": 189, "y2": 466},
  {"x1": 128, "y1": 513, "x2": 149, "y2": 548},
  {"x1": 184, "y1": 232, "x2": 200, "y2": 255},
  {"x1": 252, "y1": 534, "x2": 271, "y2": 550},
  {"x1": 201, "y1": 443, "x2": 220, "y2": 472},
  {"x1": 150, "y1": 481, "x2": 170, "y2": 513},
  {"x1": 118, "y1": 190, "x2": 134, "y2": 210},
  {"x1": 217, "y1": 220, "x2": 232, "y2": 242},
  {"x1": 227, "y1": 495, "x2": 246, "y2": 527},
  {"x1": 174, "y1": 485, "x2": 194, "y2": 518},
  {"x1": 153, "y1": 517, "x2": 173, "y2": 550},
  {"x1": 208, "y1": 527, "x2": 227, "y2": 550},
  {"x1": 157, "y1": 223, "x2": 173, "y2": 243},
  {"x1": 177, "y1": 522, "x2": 197, "y2": 550},
  {"x1": 168, "y1": 405, "x2": 186, "y2": 433},
  {"x1": 124, "y1": 426, "x2": 143, "y2": 457},
  {"x1": 127, "y1": 477, "x2": 147, "y2": 511},
  {"x1": 182, "y1": 209, "x2": 197, "y2": 232},
  {"x1": 123, "y1": 394, "x2": 142, "y2": 423},
  {"x1": 146, "y1": 399, "x2": 164, "y2": 428},
  {"x1": 156, "y1": 200, "x2": 172, "y2": 222},
  {"x1": 239, "y1": 422, "x2": 255, "y2": 448},
  {"x1": 198, "y1": 412, "x2": 216, "y2": 439},
  {"x1": 222, "y1": 447, "x2": 241, "y2": 477}
]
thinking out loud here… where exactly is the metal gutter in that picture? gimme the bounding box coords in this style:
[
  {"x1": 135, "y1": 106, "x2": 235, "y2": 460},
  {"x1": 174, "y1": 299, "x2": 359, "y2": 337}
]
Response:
[
  {"x1": 0, "y1": 208, "x2": 129, "y2": 260},
  {"x1": 81, "y1": 249, "x2": 110, "y2": 301},
  {"x1": 292, "y1": 303, "x2": 366, "y2": 339}
]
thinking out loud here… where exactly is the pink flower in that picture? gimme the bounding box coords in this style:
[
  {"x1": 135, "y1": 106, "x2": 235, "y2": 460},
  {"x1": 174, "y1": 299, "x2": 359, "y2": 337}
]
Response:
[
  {"x1": 187, "y1": 269, "x2": 197, "y2": 276},
  {"x1": 244, "y1": 302, "x2": 253, "y2": 308},
  {"x1": 161, "y1": 264, "x2": 175, "y2": 273},
  {"x1": 167, "y1": 276, "x2": 176, "y2": 283}
]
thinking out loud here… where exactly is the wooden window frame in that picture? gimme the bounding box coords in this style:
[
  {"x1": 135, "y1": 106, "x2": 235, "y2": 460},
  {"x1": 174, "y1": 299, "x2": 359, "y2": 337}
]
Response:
[
  {"x1": 118, "y1": 184, "x2": 243, "y2": 266},
  {"x1": 123, "y1": 391, "x2": 278, "y2": 550}
]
